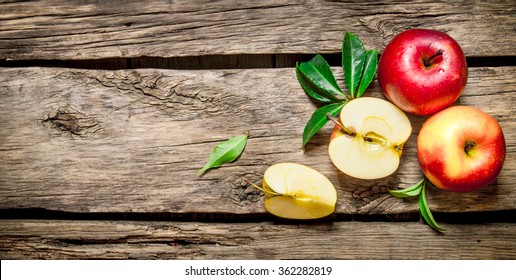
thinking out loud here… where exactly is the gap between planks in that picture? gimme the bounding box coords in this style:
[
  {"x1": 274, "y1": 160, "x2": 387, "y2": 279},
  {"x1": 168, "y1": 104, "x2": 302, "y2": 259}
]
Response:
[
  {"x1": 1, "y1": 54, "x2": 515, "y2": 70},
  {"x1": 0, "y1": 208, "x2": 515, "y2": 224}
]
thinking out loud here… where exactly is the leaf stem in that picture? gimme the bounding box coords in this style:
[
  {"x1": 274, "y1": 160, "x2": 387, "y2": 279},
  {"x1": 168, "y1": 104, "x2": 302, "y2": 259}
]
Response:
[{"x1": 338, "y1": 94, "x2": 352, "y2": 102}]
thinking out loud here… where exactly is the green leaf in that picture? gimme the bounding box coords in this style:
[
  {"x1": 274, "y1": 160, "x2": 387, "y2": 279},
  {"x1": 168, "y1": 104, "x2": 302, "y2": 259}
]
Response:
[
  {"x1": 356, "y1": 49, "x2": 378, "y2": 98},
  {"x1": 296, "y1": 64, "x2": 333, "y2": 103},
  {"x1": 302, "y1": 102, "x2": 346, "y2": 150},
  {"x1": 296, "y1": 54, "x2": 344, "y2": 103},
  {"x1": 388, "y1": 178, "x2": 424, "y2": 198},
  {"x1": 198, "y1": 133, "x2": 249, "y2": 174},
  {"x1": 342, "y1": 32, "x2": 366, "y2": 98},
  {"x1": 419, "y1": 181, "x2": 445, "y2": 232}
]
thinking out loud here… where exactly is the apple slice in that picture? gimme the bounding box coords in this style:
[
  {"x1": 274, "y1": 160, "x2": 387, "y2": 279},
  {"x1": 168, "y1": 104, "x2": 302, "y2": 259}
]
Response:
[
  {"x1": 248, "y1": 163, "x2": 337, "y2": 219},
  {"x1": 328, "y1": 97, "x2": 412, "y2": 179}
]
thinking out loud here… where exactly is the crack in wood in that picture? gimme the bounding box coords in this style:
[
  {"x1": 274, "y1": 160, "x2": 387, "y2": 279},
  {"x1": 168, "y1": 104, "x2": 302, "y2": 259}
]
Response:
[
  {"x1": 54, "y1": 237, "x2": 240, "y2": 247},
  {"x1": 42, "y1": 106, "x2": 103, "y2": 138},
  {"x1": 91, "y1": 71, "x2": 222, "y2": 112}
]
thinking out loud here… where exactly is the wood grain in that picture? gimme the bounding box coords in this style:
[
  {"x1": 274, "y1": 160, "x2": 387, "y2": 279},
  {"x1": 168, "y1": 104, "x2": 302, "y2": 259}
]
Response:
[
  {"x1": 0, "y1": 66, "x2": 514, "y2": 215},
  {"x1": 0, "y1": 219, "x2": 514, "y2": 259},
  {"x1": 1, "y1": 0, "x2": 515, "y2": 60}
]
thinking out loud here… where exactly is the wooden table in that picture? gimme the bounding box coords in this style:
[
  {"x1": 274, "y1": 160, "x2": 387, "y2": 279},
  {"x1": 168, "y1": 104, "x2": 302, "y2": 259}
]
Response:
[{"x1": 0, "y1": 0, "x2": 514, "y2": 259}]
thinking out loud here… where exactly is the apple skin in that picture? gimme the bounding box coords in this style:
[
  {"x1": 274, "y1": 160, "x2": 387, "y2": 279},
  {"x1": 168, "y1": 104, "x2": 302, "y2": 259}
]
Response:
[
  {"x1": 417, "y1": 106, "x2": 505, "y2": 192},
  {"x1": 378, "y1": 29, "x2": 468, "y2": 116},
  {"x1": 330, "y1": 124, "x2": 341, "y2": 141}
]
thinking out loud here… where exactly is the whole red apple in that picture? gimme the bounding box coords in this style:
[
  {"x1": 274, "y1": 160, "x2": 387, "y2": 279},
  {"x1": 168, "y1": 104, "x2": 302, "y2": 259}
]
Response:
[
  {"x1": 417, "y1": 106, "x2": 505, "y2": 192},
  {"x1": 378, "y1": 29, "x2": 468, "y2": 115}
]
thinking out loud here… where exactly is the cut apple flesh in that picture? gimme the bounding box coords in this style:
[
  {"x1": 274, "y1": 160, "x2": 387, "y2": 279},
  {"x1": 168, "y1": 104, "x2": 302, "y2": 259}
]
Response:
[
  {"x1": 260, "y1": 163, "x2": 337, "y2": 219},
  {"x1": 328, "y1": 97, "x2": 412, "y2": 179}
]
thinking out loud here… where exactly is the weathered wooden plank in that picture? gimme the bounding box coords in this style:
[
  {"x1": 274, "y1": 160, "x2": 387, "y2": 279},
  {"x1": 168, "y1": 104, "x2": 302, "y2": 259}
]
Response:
[
  {"x1": 0, "y1": 67, "x2": 514, "y2": 215},
  {"x1": 0, "y1": 219, "x2": 514, "y2": 259},
  {"x1": 1, "y1": 0, "x2": 515, "y2": 60}
]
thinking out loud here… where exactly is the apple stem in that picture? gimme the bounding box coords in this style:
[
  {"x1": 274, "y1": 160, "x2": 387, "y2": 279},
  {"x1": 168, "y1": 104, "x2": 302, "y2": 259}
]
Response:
[
  {"x1": 423, "y1": 49, "x2": 443, "y2": 67},
  {"x1": 326, "y1": 113, "x2": 356, "y2": 136},
  {"x1": 464, "y1": 141, "x2": 476, "y2": 154},
  {"x1": 243, "y1": 179, "x2": 279, "y2": 196}
]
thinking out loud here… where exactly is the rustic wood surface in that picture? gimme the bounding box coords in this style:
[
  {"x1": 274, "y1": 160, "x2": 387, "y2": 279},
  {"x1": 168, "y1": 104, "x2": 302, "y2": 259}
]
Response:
[
  {"x1": 0, "y1": 220, "x2": 514, "y2": 259},
  {"x1": 1, "y1": 0, "x2": 515, "y2": 61},
  {"x1": 0, "y1": 66, "x2": 514, "y2": 215},
  {"x1": 0, "y1": 0, "x2": 514, "y2": 260}
]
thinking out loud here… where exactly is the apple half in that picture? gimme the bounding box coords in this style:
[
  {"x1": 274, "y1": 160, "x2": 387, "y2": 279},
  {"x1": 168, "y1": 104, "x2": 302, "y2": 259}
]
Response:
[
  {"x1": 328, "y1": 97, "x2": 412, "y2": 179},
  {"x1": 250, "y1": 163, "x2": 337, "y2": 219}
]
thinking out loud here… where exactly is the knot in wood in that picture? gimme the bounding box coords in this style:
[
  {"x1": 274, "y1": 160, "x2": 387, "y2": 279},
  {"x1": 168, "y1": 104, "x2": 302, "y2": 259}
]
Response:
[{"x1": 43, "y1": 106, "x2": 102, "y2": 138}]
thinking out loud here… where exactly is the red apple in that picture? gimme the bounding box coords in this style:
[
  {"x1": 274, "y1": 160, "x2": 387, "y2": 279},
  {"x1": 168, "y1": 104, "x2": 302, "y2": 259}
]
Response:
[
  {"x1": 417, "y1": 106, "x2": 505, "y2": 192},
  {"x1": 378, "y1": 29, "x2": 468, "y2": 115}
]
